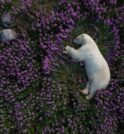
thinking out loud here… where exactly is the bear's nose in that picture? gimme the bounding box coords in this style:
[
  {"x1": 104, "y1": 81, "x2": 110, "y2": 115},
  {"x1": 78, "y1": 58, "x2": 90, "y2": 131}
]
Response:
[{"x1": 73, "y1": 39, "x2": 76, "y2": 44}]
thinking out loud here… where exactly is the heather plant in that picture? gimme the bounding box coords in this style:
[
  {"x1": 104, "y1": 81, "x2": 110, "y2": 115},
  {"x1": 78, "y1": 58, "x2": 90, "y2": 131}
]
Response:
[{"x1": 0, "y1": 0, "x2": 124, "y2": 134}]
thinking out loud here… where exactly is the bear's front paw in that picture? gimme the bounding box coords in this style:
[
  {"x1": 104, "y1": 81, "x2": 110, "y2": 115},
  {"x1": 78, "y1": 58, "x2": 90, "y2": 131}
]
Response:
[
  {"x1": 65, "y1": 46, "x2": 71, "y2": 51},
  {"x1": 63, "y1": 50, "x2": 68, "y2": 54},
  {"x1": 65, "y1": 45, "x2": 71, "y2": 53}
]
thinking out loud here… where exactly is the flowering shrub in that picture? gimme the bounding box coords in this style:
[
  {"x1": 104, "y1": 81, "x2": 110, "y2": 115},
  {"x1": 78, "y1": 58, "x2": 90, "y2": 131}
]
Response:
[{"x1": 0, "y1": 0, "x2": 124, "y2": 133}]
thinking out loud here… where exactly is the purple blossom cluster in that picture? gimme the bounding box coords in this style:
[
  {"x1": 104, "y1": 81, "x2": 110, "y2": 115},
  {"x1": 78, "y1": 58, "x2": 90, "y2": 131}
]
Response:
[
  {"x1": 0, "y1": 37, "x2": 40, "y2": 132},
  {"x1": 35, "y1": 0, "x2": 81, "y2": 74},
  {"x1": 0, "y1": 38, "x2": 39, "y2": 92},
  {"x1": 20, "y1": 0, "x2": 32, "y2": 9},
  {"x1": 0, "y1": 0, "x2": 124, "y2": 133}
]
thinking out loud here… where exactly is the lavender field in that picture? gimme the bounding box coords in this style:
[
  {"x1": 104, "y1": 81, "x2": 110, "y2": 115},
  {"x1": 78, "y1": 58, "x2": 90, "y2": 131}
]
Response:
[{"x1": 0, "y1": 0, "x2": 124, "y2": 133}]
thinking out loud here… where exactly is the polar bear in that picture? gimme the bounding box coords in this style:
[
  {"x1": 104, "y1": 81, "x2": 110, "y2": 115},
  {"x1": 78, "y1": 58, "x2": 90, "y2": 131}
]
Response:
[{"x1": 64, "y1": 33, "x2": 111, "y2": 100}]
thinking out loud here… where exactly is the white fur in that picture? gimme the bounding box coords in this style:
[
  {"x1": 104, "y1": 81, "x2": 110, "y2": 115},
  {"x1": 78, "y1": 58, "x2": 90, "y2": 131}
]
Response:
[{"x1": 65, "y1": 34, "x2": 111, "y2": 100}]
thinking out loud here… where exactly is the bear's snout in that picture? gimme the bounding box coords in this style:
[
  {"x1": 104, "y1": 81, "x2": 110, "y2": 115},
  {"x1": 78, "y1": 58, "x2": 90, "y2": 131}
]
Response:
[{"x1": 73, "y1": 39, "x2": 81, "y2": 46}]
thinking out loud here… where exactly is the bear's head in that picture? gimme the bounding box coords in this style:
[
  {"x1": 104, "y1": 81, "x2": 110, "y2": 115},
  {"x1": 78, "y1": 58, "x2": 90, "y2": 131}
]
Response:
[{"x1": 73, "y1": 33, "x2": 95, "y2": 46}]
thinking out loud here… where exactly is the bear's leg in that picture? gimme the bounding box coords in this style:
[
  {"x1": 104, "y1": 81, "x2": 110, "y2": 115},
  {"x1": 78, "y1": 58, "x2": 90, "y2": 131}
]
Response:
[
  {"x1": 65, "y1": 45, "x2": 83, "y2": 62},
  {"x1": 86, "y1": 91, "x2": 95, "y2": 100},
  {"x1": 80, "y1": 82, "x2": 89, "y2": 95},
  {"x1": 85, "y1": 82, "x2": 96, "y2": 100}
]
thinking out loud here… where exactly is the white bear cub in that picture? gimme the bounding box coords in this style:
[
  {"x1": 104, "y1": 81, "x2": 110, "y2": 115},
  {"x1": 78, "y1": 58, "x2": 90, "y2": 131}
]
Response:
[{"x1": 65, "y1": 34, "x2": 111, "y2": 100}]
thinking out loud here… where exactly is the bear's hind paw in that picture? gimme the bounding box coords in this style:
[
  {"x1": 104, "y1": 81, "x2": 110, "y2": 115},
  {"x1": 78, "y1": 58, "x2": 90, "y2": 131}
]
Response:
[{"x1": 80, "y1": 89, "x2": 89, "y2": 95}]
